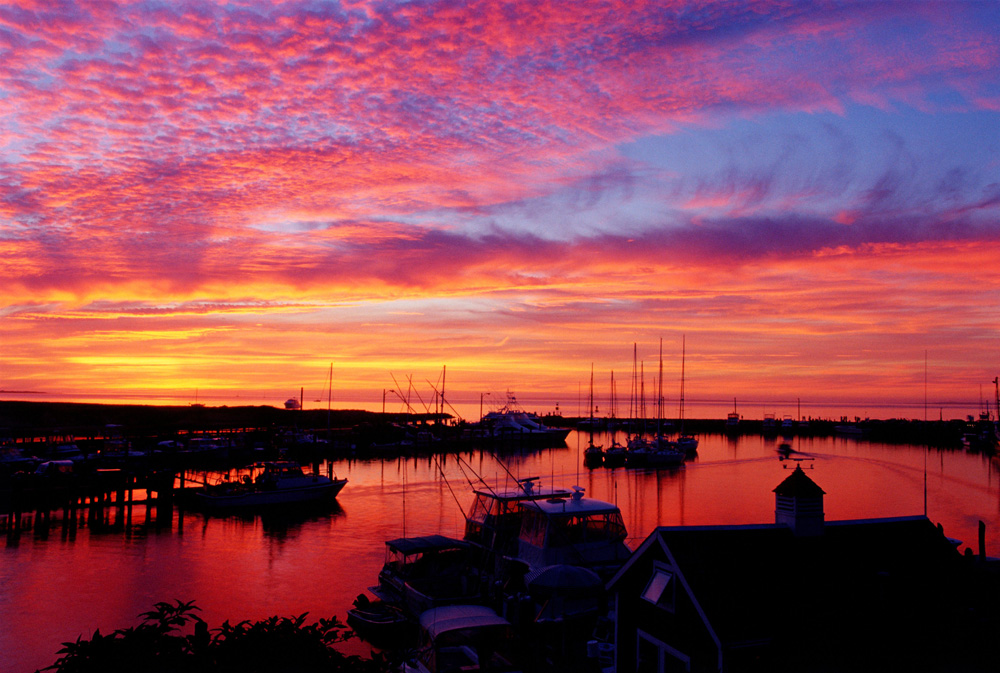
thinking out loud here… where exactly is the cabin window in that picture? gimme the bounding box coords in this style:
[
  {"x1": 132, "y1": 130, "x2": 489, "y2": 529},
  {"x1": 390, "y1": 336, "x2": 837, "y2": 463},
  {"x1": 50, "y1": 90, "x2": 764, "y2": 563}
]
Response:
[
  {"x1": 642, "y1": 569, "x2": 674, "y2": 609},
  {"x1": 520, "y1": 510, "x2": 548, "y2": 547},
  {"x1": 468, "y1": 495, "x2": 492, "y2": 524}
]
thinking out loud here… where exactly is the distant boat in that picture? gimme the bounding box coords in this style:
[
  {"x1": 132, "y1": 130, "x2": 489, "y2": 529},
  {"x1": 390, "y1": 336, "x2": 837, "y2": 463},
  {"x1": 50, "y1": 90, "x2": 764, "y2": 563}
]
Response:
[
  {"x1": 474, "y1": 392, "x2": 570, "y2": 444},
  {"x1": 726, "y1": 399, "x2": 741, "y2": 433},
  {"x1": 583, "y1": 366, "x2": 604, "y2": 467},
  {"x1": 192, "y1": 461, "x2": 346, "y2": 510}
]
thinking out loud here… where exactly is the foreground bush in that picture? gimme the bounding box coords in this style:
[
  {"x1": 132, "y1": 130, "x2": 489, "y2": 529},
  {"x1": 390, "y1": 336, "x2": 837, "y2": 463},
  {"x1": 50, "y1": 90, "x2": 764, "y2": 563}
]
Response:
[{"x1": 40, "y1": 599, "x2": 392, "y2": 673}]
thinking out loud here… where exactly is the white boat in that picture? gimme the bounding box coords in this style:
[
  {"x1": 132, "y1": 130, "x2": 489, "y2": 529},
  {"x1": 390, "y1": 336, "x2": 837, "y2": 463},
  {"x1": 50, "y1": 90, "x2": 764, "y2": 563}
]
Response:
[
  {"x1": 464, "y1": 477, "x2": 574, "y2": 559},
  {"x1": 402, "y1": 605, "x2": 521, "y2": 673},
  {"x1": 192, "y1": 461, "x2": 346, "y2": 510},
  {"x1": 475, "y1": 393, "x2": 570, "y2": 444},
  {"x1": 514, "y1": 486, "x2": 631, "y2": 578}
]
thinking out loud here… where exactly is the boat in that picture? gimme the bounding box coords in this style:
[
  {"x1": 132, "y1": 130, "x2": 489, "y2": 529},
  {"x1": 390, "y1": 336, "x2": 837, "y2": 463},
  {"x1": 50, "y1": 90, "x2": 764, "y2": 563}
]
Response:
[
  {"x1": 402, "y1": 605, "x2": 522, "y2": 673},
  {"x1": 346, "y1": 593, "x2": 411, "y2": 644},
  {"x1": 369, "y1": 535, "x2": 484, "y2": 617},
  {"x1": 725, "y1": 399, "x2": 741, "y2": 434},
  {"x1": 602, "y1": 441, "x2": 626, "y2": 468},
  {"x1": 645, "y1": 437, "x2": 686, "y2": 468},
  {"x1": 628, "y1": 339, "x2": 685, "y2": 469},
  {"x1": 763, "y1": 413, "x2": 778, "y2": 434},
  {"x1": 191, "y1": 461, "x2": 346, "y2": 510},
  {"x1": 513, "y1": 486, "x2": 631, "y2": 579},
  {"x1": 474, "y1": 393, "x2": 570, "y2": 445},
  {"x1": 583, "y1": 366, "x2": 604, "y2": 468},
  {"x1": 464, "y1": 477, "x2": 574, "y2": 560}
]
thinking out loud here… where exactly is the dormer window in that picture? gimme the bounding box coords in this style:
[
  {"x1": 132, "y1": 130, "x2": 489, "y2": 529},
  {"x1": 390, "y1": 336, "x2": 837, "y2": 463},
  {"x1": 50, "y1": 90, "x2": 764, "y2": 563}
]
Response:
[{"x1": 642, "y1": 568, "x2": 674, "y2": 610}]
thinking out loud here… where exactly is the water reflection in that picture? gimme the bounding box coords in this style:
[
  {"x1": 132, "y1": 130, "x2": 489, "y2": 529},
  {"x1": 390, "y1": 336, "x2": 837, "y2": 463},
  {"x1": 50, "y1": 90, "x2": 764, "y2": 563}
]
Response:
[{"x1": 3, "y1": 431, "x2": 1000, "y2": 673}]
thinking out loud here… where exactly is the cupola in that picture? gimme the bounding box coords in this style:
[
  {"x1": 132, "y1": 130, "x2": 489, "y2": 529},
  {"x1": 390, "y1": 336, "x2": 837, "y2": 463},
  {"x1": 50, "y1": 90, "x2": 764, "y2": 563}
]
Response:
[{"x1": 774, "y1": 465, "x2": 825, "y2": 536}]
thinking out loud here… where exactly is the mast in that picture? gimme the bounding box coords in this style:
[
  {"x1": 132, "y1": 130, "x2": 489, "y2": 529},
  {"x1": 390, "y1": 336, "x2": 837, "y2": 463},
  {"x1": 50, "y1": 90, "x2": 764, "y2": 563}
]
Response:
[
  {"x1": 589, "y1": 364, "x2": 596, "y2": 447},
  {"x1": 678, "y1": 335, "x2": 686, "y2": 434},
  {"x1": 994, "y1": 376, "x2": 999, "y2": 423},
  {"x1": 657, "y1": 338, "x2": 663, "y2": 440}
]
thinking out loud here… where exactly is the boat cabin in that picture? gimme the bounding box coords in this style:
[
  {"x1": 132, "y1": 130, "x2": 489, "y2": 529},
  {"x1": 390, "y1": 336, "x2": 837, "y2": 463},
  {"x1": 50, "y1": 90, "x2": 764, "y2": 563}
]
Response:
[
  {"x1": 464, "y1": 478, "x2": 573, "y2": 556},
  {"x1": 515, "y1": 488, "x2": 630, "y2": 576},
  {"x1": 372, "y1": 535, "x2": 482, "y2": 616}
]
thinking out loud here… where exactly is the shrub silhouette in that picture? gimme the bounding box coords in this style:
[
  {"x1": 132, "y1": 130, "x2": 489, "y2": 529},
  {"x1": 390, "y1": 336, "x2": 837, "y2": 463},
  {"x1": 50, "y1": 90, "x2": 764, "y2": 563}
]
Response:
[{"x1": 40, "y1": 599, "x2": 391, "y2": 673}]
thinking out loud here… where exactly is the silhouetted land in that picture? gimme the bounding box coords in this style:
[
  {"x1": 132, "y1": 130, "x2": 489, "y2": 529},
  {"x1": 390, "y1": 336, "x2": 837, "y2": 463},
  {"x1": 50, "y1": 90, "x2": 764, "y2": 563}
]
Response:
[{"x1": 0, "y1": 400, "x2": 985, "y2": 449}]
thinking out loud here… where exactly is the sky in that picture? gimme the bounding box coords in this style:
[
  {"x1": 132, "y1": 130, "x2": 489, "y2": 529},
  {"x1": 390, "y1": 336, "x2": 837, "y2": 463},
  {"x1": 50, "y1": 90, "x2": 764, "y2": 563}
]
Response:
[{"x1": 2, "y1": 0, "x2": 999, "y2": 420}]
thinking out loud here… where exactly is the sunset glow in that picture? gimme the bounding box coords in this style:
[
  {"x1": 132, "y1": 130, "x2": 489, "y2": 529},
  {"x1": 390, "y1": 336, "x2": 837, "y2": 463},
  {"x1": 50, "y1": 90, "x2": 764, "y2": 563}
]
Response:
[{"x1": 2, "y1": 0, "x2": 999, "y2": 419}]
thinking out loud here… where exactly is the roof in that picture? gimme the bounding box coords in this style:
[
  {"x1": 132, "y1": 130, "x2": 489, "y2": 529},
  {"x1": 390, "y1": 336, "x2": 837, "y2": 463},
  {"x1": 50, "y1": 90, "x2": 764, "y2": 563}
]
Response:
[
  {"x1": 519, "y1": 495, "x2": 621, "y2": 516},
  {"x1": 418, "y1": 605, "x2": 511, "y2": 639},
  {"x1": 384, "y1": 535, "x2": 468, "y2": 555},
  {"x1": 610, "y1": 515, "x2": 962, "y2": 647},
  {"x1": 472, "y1": 485, "x2": 574, "y2": 501},
  {"x1": 773, "y1": 464, "x2": 826, "y2": 497}
]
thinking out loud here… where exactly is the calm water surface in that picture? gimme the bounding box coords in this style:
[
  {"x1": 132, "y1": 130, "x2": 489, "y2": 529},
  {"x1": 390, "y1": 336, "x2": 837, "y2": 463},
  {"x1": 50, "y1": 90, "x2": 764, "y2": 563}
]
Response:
[{"x1": 3, "y1": 431, "x2": 999, "y2": 673}]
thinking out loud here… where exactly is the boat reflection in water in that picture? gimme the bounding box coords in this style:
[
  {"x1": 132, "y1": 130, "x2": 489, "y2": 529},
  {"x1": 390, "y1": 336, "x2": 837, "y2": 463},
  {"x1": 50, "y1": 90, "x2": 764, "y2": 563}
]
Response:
[
  {"x1": 6, "y1": 431, "x2": 1000, "y2": 673},
  {"x1": 365, "y1": 467, "x2": 630, "y2": 669}
]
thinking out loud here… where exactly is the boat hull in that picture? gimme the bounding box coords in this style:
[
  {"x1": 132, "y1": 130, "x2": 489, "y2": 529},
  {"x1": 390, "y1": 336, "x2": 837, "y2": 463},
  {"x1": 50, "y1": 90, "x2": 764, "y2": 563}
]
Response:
[{"x1": 192, "y1": 478, "x2": 346, "y2": 510}]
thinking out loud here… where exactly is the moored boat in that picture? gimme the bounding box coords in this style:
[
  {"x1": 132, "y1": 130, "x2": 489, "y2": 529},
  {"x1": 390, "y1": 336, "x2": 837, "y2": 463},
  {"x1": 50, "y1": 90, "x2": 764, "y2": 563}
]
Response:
[
  {"x1": 191, "y1": 461, "x2": 346, "y2": 510},
  {"x1": 474, "y1": 393, "x2": 570, "y2": 445},
  {"x1": 369, "y1": 535, "x2": 483, "y2": 618},
  {"x1": 402, "y1": 605, "x2": 522, "y2": 673}
]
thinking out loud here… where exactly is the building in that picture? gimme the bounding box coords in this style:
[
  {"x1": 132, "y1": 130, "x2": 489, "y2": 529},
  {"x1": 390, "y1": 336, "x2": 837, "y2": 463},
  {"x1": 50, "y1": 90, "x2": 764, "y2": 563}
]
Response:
[{"x1": 606, "y1": 465, "x2": 1000, "y2": 672}]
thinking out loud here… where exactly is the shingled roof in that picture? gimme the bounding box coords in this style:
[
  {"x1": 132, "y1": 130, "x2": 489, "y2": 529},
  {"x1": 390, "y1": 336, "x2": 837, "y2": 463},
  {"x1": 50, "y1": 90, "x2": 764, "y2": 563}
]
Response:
[{"x1": 772, "y1": 464, "x2": 825, "y2": 497}]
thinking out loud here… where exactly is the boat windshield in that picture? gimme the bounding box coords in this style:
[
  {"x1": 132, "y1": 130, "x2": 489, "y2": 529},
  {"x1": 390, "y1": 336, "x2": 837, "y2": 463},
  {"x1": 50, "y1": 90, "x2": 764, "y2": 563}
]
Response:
[{"x1": 519, "y1": 509, "x2": 627, "y2": 548}]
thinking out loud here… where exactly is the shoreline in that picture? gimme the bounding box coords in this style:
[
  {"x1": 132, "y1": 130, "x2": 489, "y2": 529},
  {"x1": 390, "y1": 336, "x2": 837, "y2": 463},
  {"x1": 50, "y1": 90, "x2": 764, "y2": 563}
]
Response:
[{"x1": 0, "y1": 400, "x2": 989, "y2": 448}]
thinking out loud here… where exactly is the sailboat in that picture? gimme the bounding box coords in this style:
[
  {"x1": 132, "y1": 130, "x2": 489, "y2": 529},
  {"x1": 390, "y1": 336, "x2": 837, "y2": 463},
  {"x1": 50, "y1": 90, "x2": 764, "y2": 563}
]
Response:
[
  {"x1": 583, "y1": 365, "x2": 605, "y2": 467},
  {"x1": 675, "y1": 335, "x2": 699, "y2": 455},
  {"x1": 643, "y1": 339, "x2": 685, "y2": 468}
]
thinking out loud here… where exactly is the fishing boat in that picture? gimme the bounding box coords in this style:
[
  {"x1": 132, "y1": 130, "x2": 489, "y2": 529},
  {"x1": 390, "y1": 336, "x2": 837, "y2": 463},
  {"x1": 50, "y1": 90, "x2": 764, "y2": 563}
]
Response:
[
  {"x1": 725, "y1": 399, "x2": 741, "y2": 434},
  {"x1": 464, "y1": 477, "x2": 574, "y2": 559},
  {"x1": 474, "y1": 393, "x2": 570, "y2": 444},
  {"x1": 514, "y1": 486, "x2": 631, "y2": 579},
  {"x1": 369, "y1": 535, "x2": 484, "y2": 618},
  {"x1": 191, "y1": 461, "x2": 346, "y2": 510}
]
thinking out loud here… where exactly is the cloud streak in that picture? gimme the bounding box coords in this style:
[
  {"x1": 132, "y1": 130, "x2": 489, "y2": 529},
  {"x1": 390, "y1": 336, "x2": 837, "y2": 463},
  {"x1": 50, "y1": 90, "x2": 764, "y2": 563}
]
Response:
[{"x1": 2, "y1": 0, "x2": 999, "y2": 413}]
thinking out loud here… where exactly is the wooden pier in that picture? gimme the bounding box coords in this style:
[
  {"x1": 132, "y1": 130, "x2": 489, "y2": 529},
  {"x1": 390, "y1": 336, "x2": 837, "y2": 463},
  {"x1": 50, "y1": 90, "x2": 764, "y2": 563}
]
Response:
[{"x1": 1, "y1": 468, "x2": 178, "y2": 537}]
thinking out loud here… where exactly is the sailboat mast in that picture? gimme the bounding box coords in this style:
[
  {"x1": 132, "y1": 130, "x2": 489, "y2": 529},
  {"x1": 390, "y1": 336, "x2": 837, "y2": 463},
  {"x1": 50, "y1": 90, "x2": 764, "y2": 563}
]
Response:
[
  {"x1": 679, "y1": 335, "x2": 686, "y2": 433},
  {"x1": 657, "y1": 338, "x2": 663, "y2": 438}
]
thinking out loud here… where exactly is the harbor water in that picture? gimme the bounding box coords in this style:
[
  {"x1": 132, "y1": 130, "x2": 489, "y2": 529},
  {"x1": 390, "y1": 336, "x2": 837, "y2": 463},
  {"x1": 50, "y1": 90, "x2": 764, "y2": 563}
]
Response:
[{"x1": 3, "y1": 430, "x2": 999, "y2": 673}]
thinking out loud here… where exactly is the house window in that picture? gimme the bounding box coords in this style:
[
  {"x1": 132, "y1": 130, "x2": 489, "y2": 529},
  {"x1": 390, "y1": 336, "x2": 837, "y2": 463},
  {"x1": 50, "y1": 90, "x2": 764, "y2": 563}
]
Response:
[{"x1": 642, "y1": 569, "x2": 674, "y2": 608}]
